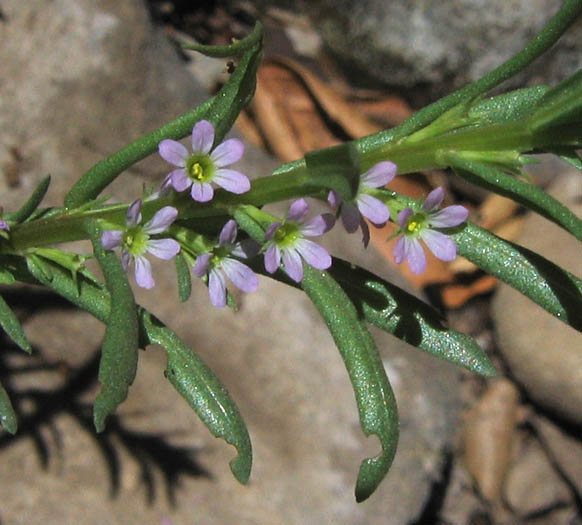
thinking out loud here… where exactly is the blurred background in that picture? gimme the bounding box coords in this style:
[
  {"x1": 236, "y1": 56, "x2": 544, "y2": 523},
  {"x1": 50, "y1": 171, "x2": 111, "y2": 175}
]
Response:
[{"x1": 0, "y1": 1, "x2": 581, "y2": 523}]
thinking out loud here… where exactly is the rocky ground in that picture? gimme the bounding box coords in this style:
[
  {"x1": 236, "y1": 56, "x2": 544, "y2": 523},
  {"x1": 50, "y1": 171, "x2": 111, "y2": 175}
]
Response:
[{"x1": 0, "y1": 1, "x2": 581, "y2": 524}]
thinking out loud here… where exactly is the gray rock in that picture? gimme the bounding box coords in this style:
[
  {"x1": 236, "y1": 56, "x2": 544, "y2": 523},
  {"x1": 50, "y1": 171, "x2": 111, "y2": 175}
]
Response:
[
  {"x1": 302, "y1": 0, "x2": 582, "y2": 96},
  {"x1": 0, "y1": 0, "x2": 462, "y2": 522},
  {"x1": 492, "y1": 169, "x2": 582, "y2": 424}
]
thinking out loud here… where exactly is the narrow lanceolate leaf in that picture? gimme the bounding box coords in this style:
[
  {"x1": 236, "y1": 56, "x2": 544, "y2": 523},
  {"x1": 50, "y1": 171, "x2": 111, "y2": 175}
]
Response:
[
  {"x1": 329, "y1": 259, "x2": 496, "y2": 377},
  {"x1": 0, "y1": 381, "x2": 17, "y2": 434},
  {"x1": 529, "y1": 69, "x2": 582, "y2": 133},
  {"x1": 468, "y1": 86, "x2": 550, "y2": 125},
  {"x1": 141, "y1": 311, "x2": 252, "y2": 484},
  {"x1": 175, "y1": 252, "x2": 192, "y2": 303},
  {"x1": 88, "y1": 222, "x2": 139, "y2": 432},
  {"x1": 0, "y1": 266, "x2": 15, "y2": 285},
  {"x1": 14, "y1": 256, "x2": 252, "y2": 485},
  {"x1": 453, "y1": 222, "x2": 582, "y2": 333},
  {"x1": 0, "y1": 293, "x2": 31, "y2": 353},
  {"x1": 182, "y1": 21, "x2": 263, "y2": 58},
  {"x1": 444, "y1": 153, "x2": 582, "y2": 241},
  {"x1": 4, "y1": 175, "x2": 51, "y2": 223},
  {"x1": 301, "y1": 266, "x2": 398, "y2": 502}
]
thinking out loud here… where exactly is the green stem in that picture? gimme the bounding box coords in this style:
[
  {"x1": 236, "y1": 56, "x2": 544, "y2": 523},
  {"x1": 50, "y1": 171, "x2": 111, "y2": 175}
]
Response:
[
  {"x1": 274, "y1": 0, "x2": 582, "y2": 177},
  {"x1": 4, "y1": 113, "x2": 566, "y2": 252}
]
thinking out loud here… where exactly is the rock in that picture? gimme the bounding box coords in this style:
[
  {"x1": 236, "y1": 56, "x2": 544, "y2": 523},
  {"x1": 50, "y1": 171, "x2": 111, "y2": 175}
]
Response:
[
  {"x1": 533, "y1": 414, "x2": 582, "y2": 496},
  {"x1": 503, "y1": 436, "x2": 571, "y2": 515},
  {"x1": 492, "y1": 169, "x2": 582, "y2": 424},
  {"x1": 301, "y1": 0, "x2": 582, "y2": 97},
  {"x1": 0, "y1": 0, "x2": 462, "y2": 522}
]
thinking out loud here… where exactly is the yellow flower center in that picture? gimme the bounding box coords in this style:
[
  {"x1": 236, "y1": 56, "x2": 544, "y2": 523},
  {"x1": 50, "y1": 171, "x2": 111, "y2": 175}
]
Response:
[{"x1": 186, "y1": 154, "x2": 215, "y2": 183}]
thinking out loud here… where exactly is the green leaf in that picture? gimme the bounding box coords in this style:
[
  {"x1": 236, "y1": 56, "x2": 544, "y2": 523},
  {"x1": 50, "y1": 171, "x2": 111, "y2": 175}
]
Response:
[
  {"x1": 4, "y1": 175, "x2": 51, "y2": 223},
  {"x1": 141, "y1": 311, "x2": 252, "y2": 484},
  {"x1": 175, "y1": 252, "x2": 192, "y2": 303},
  {"x1": 329, "y1": 259, "x2": 496, "y2": 377},
  {"x1": 452, "y1": 222, "x2": 582, "y2": 332},
  {"x1": 301, "y1": 265, "x2": 398, "y2": 502},
  {"x1": 0, "y1": 266, "x2": 16, "y2": 285},
  {"x1": 0, "y1": 293, "x2": 31, "y2": 353},
  {"x1": 64, "y1": 23, "x2": 263, "y2": 209},
  {"x1": 530, "y1": 69, "x2": 582, "y2": 132},
  {"x1": 182, "y1": 21, "x2": 263, "y2": 58},
  {"x1": 0, "y1": 381, "x2": 17, "y2": 434},
  {"x1": 13, "y1": 255, "x2": 252, "y2": 485},
  {"x1": 443, "y1": 152, "x2": 582, "y2": 241},
  {"x1": 468, "y1": 86, "x2": 550, "y2": 125},
  {"x1": 88, "y1": 222, "x2": 139, "y2": 432}
]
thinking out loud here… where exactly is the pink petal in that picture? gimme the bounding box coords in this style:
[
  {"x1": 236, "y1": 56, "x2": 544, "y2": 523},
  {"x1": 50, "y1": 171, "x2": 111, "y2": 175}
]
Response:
[
  {"x1": 264, "y1": 244, "x2": 281, "y2": 274},
  {"x1": 208, "y1": 268, "x2": 227, "y2": 308},
  {"x1": 397, "y1": 208, "x2": 414, "y2": 228},
  {"x1": 422, "y1": 187, "x2": 445, "y2": 212},
  {"x1": 192, "y1": 253, "x2": 212, "y2": 277},
  {"x1": 219, "y1": 219, "x2": 238, "y2": 246},
  {"x1": 429, "y1": 205, "x2": 469, "y2": 228},
  {"x1": 360, "y1": 161, "x2": 397, "y2": 188},
  {"x1": 213, "y1": 169, "x2": 250, "y2": 194},
  {"x1": 295, "y1": 239, "x2": 332, "y2": 270},
  {"x1": 146, "y1": 238, "x2": 180, "y2": 260},
  {"x1": 210, "y1": 138, "x2": 244, "y2": 167},
  {"x1": 158, "y1": 139, "x2": 188, "y2": 167},
  {"x1": 101, "y1": 230, "x2": 123, "y2": 250},
  {"x1": 340, "y1": 202, "x2": 360, "y2": 233},
  {"x1": 406, "y1": 238, "x2": 427, "y2": 274},
  {"x1": 300, "y1": 214, "x2": 335, "y2": 237},
  {"x1": 134, "y1": 255, "x2": 155, "y2": 289},
  {"x1": 170, "y1": 169, "x2": 191, "y2": 192},
  {"x1": 121, "y1": 250, "x2": 132, "y2": 271},
  {"x1": 393, "y1": 236, "x2": 407, "y2": 264},
  {"x1": 191, "y1": 120, "x2": 214, "y2": 155},
  {"x1": 287, "y1": 199, "x2": 309, "y2": 223},
  {"x1": 221, "y1": 258, "x2": 258, "y2": 293},
  {"x1": 421, "y1": 229, "x2": 457, "y2": 262},
  {"x1": 356, "y1": 193, "x2": 389, "y2": 225},
  {"x1": 191, "y1": 181, "x2": 214, "y2": 202},
  {"x1": 144, "y1": 206, "x2": 178, "y2": 234},
  {"x1": 126, "y1": 199, "x2": 142, "y2": 226},
  {"x1": 265, "y1": 222, "x2": 281, "y2": 241},
  {"x1": 328, "y1": 190, "x2": 341, "y2": 209},
  {"x1": 282, "y1": 248, "x2": 304, "y2": 282}
]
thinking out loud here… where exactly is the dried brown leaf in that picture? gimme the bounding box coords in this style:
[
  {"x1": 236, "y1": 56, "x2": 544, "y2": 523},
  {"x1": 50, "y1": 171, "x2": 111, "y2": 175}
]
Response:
[{"x1": 463, "y1": 379, "x2": 521, "y2": 503}]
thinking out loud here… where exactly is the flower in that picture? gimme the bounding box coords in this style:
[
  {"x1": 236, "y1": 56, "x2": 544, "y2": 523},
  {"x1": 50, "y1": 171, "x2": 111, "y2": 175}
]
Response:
[
  {"x1": 158, "y1": 120, "x2": 250, "y2": 202},
  {"x1": 393, "y1": 187, "x2": 469, "y2": 274},
  {"x1": 264, "y1": 199, "x2": 335, "y2": 282},
  {"x1": 0, "y1": 219, "x2": 9, "y2": 232},
  {"x1": 101, "y1": 199, "x2": 181, "y2": 289},
  {"x1": 192, "y1": 219, "x2": 259, "y2": 308},
  {"x1": 328, "y1": 161, "x2": 397, "y2": 246}
]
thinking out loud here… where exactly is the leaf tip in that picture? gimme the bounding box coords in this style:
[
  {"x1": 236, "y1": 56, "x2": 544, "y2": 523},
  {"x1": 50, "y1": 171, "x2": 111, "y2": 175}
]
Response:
[{"x1": 229, "y1": 449, "x2": 252, "y2": 485}]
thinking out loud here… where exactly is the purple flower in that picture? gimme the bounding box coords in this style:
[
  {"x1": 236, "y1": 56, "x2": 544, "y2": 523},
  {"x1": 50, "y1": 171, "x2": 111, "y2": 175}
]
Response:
[
  {"x1": 393, "y1": 187, "x2": 469, "y2": 274},
  {"x1": 264, "y1": 199, "x2": 335, "y2": 282},
  {"x1": 0, "y1": 219, "x2": 9, "y2": 232},
  {"x1": 328, "y1": 161, "x2": 397, "y2": 247},
  {"x1": 192, "y1": 219, "x2": 259, "y2": 308},
  {"x1": 158, "y1": 120, "x2": 250, "y2": 203},
  {"x1": 101, "y1": 199, "x2": 181, "y2": 289}
]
